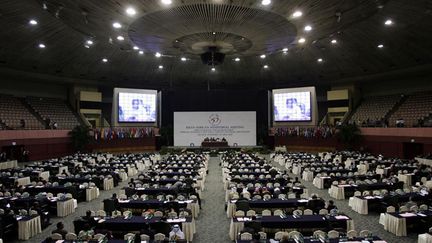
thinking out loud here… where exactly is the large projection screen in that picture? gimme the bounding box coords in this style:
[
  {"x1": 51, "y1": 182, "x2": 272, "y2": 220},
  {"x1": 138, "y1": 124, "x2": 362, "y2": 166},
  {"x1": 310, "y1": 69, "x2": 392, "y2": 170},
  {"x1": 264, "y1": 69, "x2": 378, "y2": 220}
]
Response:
[
  {"x1": 174, "y1": 112, "x2": 256, "y2": 146},
  {"x1": 112, "y1": 88, "x2": 158, "y2": 126},
  {"x1": 272, "y1": 87, "x2": 318, "y2": 126}
]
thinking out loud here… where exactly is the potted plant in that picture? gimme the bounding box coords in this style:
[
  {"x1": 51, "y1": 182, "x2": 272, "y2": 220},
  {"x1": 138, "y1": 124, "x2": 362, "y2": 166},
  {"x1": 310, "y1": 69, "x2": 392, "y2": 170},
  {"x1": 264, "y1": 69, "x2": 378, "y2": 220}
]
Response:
[
  {"x1": 69, "y1": 125, "x2": 91, "y2": 152},
  {"x1": 336, "y1": 124, "x2": 361, "y2": 150}
]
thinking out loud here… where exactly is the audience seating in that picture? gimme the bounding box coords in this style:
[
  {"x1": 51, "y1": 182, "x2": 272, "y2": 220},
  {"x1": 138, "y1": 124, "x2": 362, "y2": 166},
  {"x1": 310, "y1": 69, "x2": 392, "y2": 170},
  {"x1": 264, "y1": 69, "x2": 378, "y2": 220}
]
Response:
[
  {"x1": 389, "y1": 92, "x2": 432, "y2": 127},
  {"x1": 350, "y1": 94, "x2": 401, "y2": 126},
  {"x1": 0, "y1": 95, "x2": 43, "y2": 129}
]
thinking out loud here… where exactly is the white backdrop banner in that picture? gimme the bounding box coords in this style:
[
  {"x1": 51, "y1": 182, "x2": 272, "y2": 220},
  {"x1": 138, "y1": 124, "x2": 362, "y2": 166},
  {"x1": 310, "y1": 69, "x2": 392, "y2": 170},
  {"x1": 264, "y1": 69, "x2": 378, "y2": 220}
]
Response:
[{"x1": 174, "y1": 112, "x2": 256, "y2": 146}]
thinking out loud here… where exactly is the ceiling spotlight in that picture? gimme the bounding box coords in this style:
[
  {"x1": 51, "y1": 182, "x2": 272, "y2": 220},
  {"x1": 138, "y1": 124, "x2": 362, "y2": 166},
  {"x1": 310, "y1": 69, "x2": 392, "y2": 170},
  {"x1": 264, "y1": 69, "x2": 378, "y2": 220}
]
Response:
[
  {"x1": 292, "y1": 11, "x2": 303, "y2": 18},
  {"x1": 139, "y1": 50, "x2": 144, "y2": 55},
  {"x1": 385, "y1": 19, "x2": 393, "y2": 26},
  {"x1": 298, "y1": 38, "x2": 306, "y2": 43},
  {"x1": 38, "y1": 43, "x2": 46, "y2": 49},
  {"x1": 29, "y1": 19, "x2": 38, "y2": 25},
  {"x1": 211, "y1": 67, "x2": 216, "y2": 72},
  {"x1": 317, "y1": 58, "x2": 323, "y2": 62},
  {"x1": 282, "y1": 48, "x2": 288, "y2": 52},
  {"x1": 86, "y1": 40, "x2": 94, "y2": 45},
  {"x1": 155, "y1": 52, "x2": 162, "y2": 58},
  {"x1": 261, "y1": 0, "x2": 271, "y2": 6},
  {"x1": 117, "y1": 36, "x2": 124, "y2": 41},
  {"x1": 304, "y1": 25, "x2": 312, "y2": 31},
  {"x1": 84, "y1": 45, "x2": 90, "y2": 49},
  {"x1": 331, "y1": 39, "x2": 337, "y2": 44},
  {"x1": 377, "y1": 44, "x2": 384, "y2": 48},
  {"x1": 112, "y1": 22, "x2": 122, "y2": 29},
  {"x1": 263, "y1": 65, "x2": 269, "y2": 69},
  {"x1": 126, "y1": 7, "x2": 136, "y2": 16},
  {"x1": 102, "y1": 58, "x2": 108, "y2": 63},
  {"x1": 260, "y1": 54, "x2": 266, "y2": 59},
  {"x1": 133, "y1": 46, "x2": 139, "y2": 50},
  {"x1": 161, "y1": 0, "x2": 172, "y2": 5},
  {"x1": 212, "y1": 32, "x2": 216, "y2": 35},
  {"x1": 158, "y1": 65, "x2": 164, "y2": 69},
  {"x1": 234, "y1": 57, "x2": 240, "y2": 62},
  {"x1": 181, "y1": 57, "x2": 187, "y2": 61}
]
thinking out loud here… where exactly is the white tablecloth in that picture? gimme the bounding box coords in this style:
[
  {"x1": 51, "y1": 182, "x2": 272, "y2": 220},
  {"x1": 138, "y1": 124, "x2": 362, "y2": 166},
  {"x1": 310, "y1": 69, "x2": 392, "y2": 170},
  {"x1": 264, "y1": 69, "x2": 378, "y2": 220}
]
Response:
[
  {"x1": 103, "y1": 178, "x2": 114, "y2": 190},
  {"x1": 349, "y1": 196, "x2": 368, "y2": 214},
  {"x1": 57, "y1": 199, "x2": 75, "y2": 217},
  {"x1": 398, "y1": 173, "x2": 413, "y2": 187},
  {"x1": 418, "y1": 233, "x2": 432, "y2": 243},
  {"x1": 313, "y1": 176, "x2": 330, "y2": 189},
  {"x1": 383, "y1": 213, "x2": 407, "y2": 236},
  {"x1": 416, "y1": 157, "x2": 432, "y2": 167},
  {"x1": 329, "y1": 185, "x2": 346, "y2": 200},
  {"x1": 183, "y1": 219, "x2": 196, "y2": 242},
  {"x1": 119, "y1": 171, "x2": 128, "y2": 181},
  {"x1": 302, "y1": 171, "x2": 314, "y2": 181},
  {"x1": 0, "y1": 160, "x2": 18, "y2": 170},
  {"x1": 18, "y1": 216, "x2": 42, "y2": 240},
  {"x1": 292, "y1": 165, "x2": 302, "y2": 175},
  {"x1": 86, "y1": 187, "x2": 99, "y2": 202},
  {"x1": 16, "y1": 176, "x2": 31, "y2": 186},
  {"x1": 185, "y1": 201, "x2": 200, "y2": 218},
  {"x1": 38, "y1": 171, "x2": 50, "y2": 181}
]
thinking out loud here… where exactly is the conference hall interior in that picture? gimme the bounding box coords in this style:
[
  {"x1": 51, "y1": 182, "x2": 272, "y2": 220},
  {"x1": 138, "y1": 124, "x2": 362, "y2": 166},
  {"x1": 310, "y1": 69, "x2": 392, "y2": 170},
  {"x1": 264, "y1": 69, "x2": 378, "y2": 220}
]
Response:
[{"x1": 1, "y1": 0, "x2": 432, "y2": 242}]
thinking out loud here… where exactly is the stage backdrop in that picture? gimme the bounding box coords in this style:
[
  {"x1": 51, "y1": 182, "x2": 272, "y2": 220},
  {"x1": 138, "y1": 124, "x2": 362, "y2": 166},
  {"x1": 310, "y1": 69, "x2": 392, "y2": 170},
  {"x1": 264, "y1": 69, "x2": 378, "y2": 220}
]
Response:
[{"x1": 174, "y1": 112, "x2": 256, "y2": 146}]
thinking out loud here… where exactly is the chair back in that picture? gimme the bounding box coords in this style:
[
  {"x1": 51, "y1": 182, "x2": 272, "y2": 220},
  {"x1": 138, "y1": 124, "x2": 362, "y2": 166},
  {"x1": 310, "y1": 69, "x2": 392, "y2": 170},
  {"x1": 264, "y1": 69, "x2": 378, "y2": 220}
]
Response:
[
  {"x1": 51, "y1": 233, "x2": 63, "y2": 240},
  {"x1": 347, "y1": 230, "x2": 358, "y2": 238},
  {"x1": 275, "y1": 231, "x2": 289, "y2": 240},
  {"x1": 124, "y1": 233, "x2": 135, "y2": 240},
  {"x1": 303, "y1": 209, "x2": 313, "y2": 215},
  {"x1": 386, "y1": 206, "x2": 395, "y2": 213},
  {"x1": 319, "y1": 209, "x2": 328, "y2": 215},
  {"x1": 140, "y1": 234, "x2": 150, "y2": 241},
  {"x1": 154, "y1": 233, "x2": 166, "y2": 241},
  {"x1": 359, "y1": 230, "x2": 370, "y2": 237},
  {"x1": 65, "y1": 232, "x2": 77, "y2": 240},
  {"x1": 261, "y1": 209, "x2": 271, "y2": 216},
  {"x1": 235, "y1": 210, "x2": 245, "y2": 217},
  {"x1": 328, "y1": 230, "x2": 339, "y2": 239},
  {"x1": 240, "y1": 232, "x2": 253, "y2": 240}
]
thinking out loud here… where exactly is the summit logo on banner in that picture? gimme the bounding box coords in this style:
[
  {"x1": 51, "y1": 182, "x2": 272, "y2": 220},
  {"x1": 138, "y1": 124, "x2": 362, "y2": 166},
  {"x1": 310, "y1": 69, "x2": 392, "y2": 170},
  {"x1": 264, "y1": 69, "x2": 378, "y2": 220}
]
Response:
[{"x1": 174, "y1": 111, "x2": 257, "y2": 146}]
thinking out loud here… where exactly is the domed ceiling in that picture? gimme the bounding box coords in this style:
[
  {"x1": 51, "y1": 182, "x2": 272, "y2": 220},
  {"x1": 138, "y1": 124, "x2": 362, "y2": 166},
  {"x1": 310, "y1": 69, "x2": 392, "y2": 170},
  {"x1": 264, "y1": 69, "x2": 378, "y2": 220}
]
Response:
[{"x1": 0, "y1": 0, "x2": 431, "y2": 89}]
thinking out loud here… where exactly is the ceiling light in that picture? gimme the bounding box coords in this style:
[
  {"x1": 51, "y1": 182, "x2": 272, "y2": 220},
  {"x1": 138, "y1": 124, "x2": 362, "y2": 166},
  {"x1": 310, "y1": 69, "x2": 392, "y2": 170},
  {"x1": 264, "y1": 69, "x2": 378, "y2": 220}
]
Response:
[
  {"x1": 161, "y1": 0, "x2": 172, "y2": 5},
  {"x1": 102, "y1": 58, "x2": 108, "y2": 63},
  {"x1": 86, "y1": 40, "x2": 93, "y2": 45},
  {"x1": 260, "y1": 54, "x2": 266, "y2": 59},
  {"x1": 126, "y1": 7, "x2": 136, "y2": 16},
  {"x1": 292, "y1": 11, "x2": 303, "y2": 18},
  {"x1": 84, "y1": 45, "x2": 90, "y2": 49},
  {"x1": 29, "y1": 19, "x2": 38, "y2": 25},
  {"x1": 212, "y1": 32, "x2": 216, "y2": 35},
  {"x1": 155, "y1": 52, "x2": 162, "y2": 58},
  {"x1": 298, "y1": 38, "x2": 306, "y2": 43},
  {"x1": 234, "y1": 57, "x2": 240, "y2": 62},
  {"x1": 112, "y1": 22, "x2": 122, "y2": 29},
  {"x1": 117, "y1": 36, "x2": 124, "y2": 41},
  {"x1": 282, "y1": 48, "x2": 288, "y2": 52},
  {"x1": 331, "y1": 39, "x2": 337, "y2": 44},
  {"x1": 377, "y1": 44, "x2": 384, "y2": 48},
  {"x1": 304, "y1": 25, "x2": 312, "y2": 31},
  {"x1": 181, "y1": 57, "x2": 187, "y2": 61},
  {"x1": 139, "y1": 50, "x2": 144, "y2": 55},
  {"x1": 263, "y1": 65, "x2": 269, "y2": 69},
  {"x1": 385, "y1": 19, "x2": 393, "y2": 26},
  {"x1": 211, "y1": 67, "x2": 216, "y2": 71},
  {"x1": 261, "y1": 0, "x2": 271, "y2": 6},
  {"x1": 133, "y1": 46, "x2": 139, "y2": 50},
  {"x1": 38, "y1": 43, "x2": 46, "y2": 49},
  {"x1": 158, "y1": 65, "x2": 164, "y2": 69},
  {"x1": 317, "y1": 58, "x2": 323, "y2": 62}
]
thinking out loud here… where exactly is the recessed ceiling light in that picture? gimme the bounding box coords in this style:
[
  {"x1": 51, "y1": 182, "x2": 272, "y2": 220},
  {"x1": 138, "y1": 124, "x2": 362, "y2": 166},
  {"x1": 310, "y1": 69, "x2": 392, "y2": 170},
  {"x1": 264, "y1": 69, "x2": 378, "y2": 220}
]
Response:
[
  {"x1": 377, "y1": 44, "x2": 384, "y2": 48},
  {"x1": 117, "y1": 36, "x2": 125, "y2": 41},
  {"x1": 38, "y1": 43, "x2": 46, "y2": 49},
  {"x1": 211, "y1": 67, "x2": 216, "y2": 71},
  {"x1": 158, "y1": 65, "x2": 164, "y2": 69},
  {"x1": 86, "y1": 40, "x2": 93, "y2": 45},
  {"x1": 282, "y1": 48, "x2": 288, "y2": 52},
  {"x1": 263, "y1": 65, "x2": 269, "y2": 69},
  {"x1": 292, "y1": 11, "x2": 303, "y2": 18},
  {"x1": 133, "y1": 46, "x2": 139, "y2": 50},
  {"x1": 304, "y1": 25, "x2": 312, "y2": 31},
  {"x1": 161, "y1": 0, "x2": 172, "y2": 5},
  {"x1": 84, "y1": 45, "x2": 90, "y2": 49},
  {"x1": 29, "y1": 19, "x2": 38, "y2": 25},
  {"x1": 181, "y1": 57, "x2": 187, "y2": 61},
  {"x1": 234, "y1": 57, "x2": 240, "y2": 62},
  {"x1": 102, "y1": 58, "x2": 108, "y2": 63},
  {"x1": 155, "y1": 52, "x2": 162, "y2": 58},
  {"x1": 298, "y1": 38, "x2": 306, "y2": 43},
  {"x1": 260, "y1": 54, "x2": 266, "y2": 59},
  {"x1": 331, "y1": 39, "x2": 337, "y2": 44},
  {"x1": 112, "y1": 22, "x2": 122, "y2": 29},
  {"x1": 126, "y1": 7, "x2": 136, "y2": 16},
  {"x1": 261, "y1": 0, "x2": 271, "y2": 6},
  {"x1": 317, "y1": 58, "x2": 323, "y2": 62},
  {"x1": 385, "y1": 19, "x2": 393, "y2": 26},
  {"x1": 212, "y1": 32, "x2": 216, "y2": 35},
  {"x1": 139, "y1": 50, "x2": 144, "y2": 55}
]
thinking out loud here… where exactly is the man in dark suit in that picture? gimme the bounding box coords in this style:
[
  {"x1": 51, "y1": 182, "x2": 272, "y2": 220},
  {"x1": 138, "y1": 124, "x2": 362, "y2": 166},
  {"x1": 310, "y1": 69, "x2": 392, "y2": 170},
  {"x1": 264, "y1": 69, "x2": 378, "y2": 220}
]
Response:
[
  {"x1": 307, "y1": 195, "x2": 325, "y2": 214},
  {"x1": 52, "y1": 222, "x2": 68, "y2": 239}
]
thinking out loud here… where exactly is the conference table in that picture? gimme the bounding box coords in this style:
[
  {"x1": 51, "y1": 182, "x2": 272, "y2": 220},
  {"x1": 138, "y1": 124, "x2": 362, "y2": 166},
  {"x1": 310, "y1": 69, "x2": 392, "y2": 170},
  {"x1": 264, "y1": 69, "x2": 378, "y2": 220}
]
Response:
[
  {"x1": 383, "y1": 211, "x2": 432, "y2": 236},
  {"x1": 237, "y1": 236, "x2": 387, "y2": 243},
  {"x1": 0, "y1": 160, "x2": 18, "y2": 170},
  {"x1": 313, "y1": 174, "x2": 381, "y2": 189},
  {"x1": 117, "y1": 199, "x2": 200, "y2": 218},
  {"x1": 226, "y1": 198, "x2": 309, "y2": 218},
  {"x1": 418, "y1": 233, "x2": 432, "y2": 243},
  {"x1": 329, "y1": 182, "x2": 404, "y2": 200},
  {"x1": 229, "y1": 214, "x2": 354, "y2": 240},
  {"x1": 95, "y1": 216, "x2": 195, "y2": 242},
  {"x1": 17, "y1": 215, "x2": 42, "y2": 240}
]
